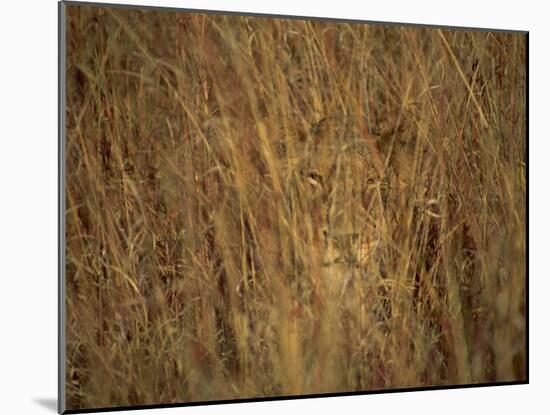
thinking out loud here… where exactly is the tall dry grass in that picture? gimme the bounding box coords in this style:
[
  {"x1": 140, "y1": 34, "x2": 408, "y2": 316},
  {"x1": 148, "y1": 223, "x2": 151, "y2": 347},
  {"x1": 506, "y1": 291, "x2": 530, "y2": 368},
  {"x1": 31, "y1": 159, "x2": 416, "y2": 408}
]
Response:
[{"x1": 64, "y1": 4, "x2": 526, "y2": 410}]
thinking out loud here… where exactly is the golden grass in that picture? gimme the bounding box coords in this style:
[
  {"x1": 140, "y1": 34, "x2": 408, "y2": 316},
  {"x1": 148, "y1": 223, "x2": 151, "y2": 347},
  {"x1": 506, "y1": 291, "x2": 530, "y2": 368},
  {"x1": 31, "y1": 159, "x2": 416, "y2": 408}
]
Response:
[{"x1": 64, "y1": 4, "x2": 527, "y2": 410}]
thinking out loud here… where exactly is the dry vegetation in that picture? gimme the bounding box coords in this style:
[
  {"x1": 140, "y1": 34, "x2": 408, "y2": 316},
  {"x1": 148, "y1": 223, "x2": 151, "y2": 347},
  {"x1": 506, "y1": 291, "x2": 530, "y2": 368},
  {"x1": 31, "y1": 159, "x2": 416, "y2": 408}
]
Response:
[{"x1": 64, "y1": 4, "x2": 527, "y2": 410}]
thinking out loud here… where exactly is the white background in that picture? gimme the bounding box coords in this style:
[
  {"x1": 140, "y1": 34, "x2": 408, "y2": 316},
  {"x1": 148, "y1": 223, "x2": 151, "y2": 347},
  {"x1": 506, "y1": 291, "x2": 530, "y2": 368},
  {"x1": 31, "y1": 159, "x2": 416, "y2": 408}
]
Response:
[{"x1": 0, "y1": 0, "x2": 544, "y2": 413}]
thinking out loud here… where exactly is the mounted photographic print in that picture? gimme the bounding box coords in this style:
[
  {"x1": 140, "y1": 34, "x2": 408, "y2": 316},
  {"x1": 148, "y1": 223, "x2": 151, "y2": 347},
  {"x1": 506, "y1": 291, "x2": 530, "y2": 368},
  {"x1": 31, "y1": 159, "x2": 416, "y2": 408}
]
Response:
[{"x1": 58, "y1": 1, "x2": 528, "y2": 413}]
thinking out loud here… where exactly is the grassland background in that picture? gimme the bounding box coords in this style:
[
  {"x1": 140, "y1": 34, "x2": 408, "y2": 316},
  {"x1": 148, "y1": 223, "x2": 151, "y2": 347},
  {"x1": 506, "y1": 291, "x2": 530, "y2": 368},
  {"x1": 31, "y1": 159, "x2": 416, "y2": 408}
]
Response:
[{"x1": 65, "y1": 4, "x2": 526, "y2": 410}]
